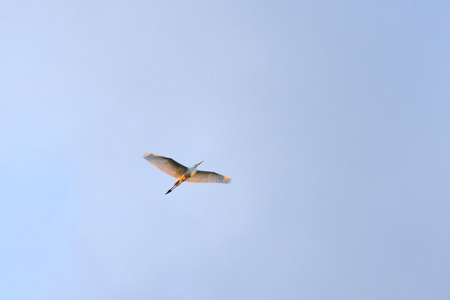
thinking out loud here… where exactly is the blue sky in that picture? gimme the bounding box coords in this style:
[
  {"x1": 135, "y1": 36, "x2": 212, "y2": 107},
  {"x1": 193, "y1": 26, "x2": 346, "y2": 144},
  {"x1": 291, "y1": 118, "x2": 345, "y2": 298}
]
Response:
[{"x1": 1, "y1": 1, "x2": 450, "y2": 299}]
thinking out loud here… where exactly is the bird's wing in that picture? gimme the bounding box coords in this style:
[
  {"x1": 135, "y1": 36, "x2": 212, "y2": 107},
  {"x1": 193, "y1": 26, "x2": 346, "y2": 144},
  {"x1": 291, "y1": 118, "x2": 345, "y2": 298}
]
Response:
[
  {"x1": 143, "y1": 151, "x2": 187, "y2": 179},
  {"x1": 186, "y1": 170, "x2": 232, "y2": 184}
]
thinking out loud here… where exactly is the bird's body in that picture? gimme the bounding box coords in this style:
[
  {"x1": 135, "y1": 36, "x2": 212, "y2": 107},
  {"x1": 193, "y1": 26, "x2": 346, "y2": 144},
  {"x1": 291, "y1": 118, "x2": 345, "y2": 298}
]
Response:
[{"x1": 143, "y1": 151, "x2": 231, "y2": 194}]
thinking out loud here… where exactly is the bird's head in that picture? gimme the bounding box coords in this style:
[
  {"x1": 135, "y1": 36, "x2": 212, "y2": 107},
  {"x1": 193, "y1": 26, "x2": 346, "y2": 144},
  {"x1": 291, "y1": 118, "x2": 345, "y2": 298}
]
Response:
[{"x1": 195, "y1": 161, "x2": 203, "y2": 168}]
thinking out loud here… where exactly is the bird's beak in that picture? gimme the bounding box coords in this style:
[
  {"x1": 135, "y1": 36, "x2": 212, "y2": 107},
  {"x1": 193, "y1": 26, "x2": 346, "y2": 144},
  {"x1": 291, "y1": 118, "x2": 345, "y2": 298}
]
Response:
[{"x1": 197, "y1": 161, "x2": 203, "y2": 166}]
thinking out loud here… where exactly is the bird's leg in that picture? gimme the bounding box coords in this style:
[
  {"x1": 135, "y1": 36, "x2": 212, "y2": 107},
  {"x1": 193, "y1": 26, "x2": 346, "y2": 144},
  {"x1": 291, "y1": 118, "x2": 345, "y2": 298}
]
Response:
[
  {"x1": 165, "y1": 184, "x2": 177, "y2": 195},
  {"x1": 165, "y1": 180, "x2": 182, "y2": 195}
]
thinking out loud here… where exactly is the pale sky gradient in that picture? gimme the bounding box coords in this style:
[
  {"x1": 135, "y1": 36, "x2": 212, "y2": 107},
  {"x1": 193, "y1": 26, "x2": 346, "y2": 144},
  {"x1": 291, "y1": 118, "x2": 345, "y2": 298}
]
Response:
[{"x1": 1, "y1": 1, "x2": 450, "y2": 299}]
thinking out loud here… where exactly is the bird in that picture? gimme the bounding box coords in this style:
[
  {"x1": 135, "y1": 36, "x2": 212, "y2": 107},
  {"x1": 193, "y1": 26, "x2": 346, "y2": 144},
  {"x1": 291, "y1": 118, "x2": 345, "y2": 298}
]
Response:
[{"x1": 143, "y1": 151, "x2": 232, "y2": 195}]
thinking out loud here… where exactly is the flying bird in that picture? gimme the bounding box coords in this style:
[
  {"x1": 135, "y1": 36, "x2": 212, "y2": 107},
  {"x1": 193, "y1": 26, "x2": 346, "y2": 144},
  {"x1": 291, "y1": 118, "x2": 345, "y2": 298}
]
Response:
[{"x1": 143, "y1": 151, "x2": 232, "y2": 195}]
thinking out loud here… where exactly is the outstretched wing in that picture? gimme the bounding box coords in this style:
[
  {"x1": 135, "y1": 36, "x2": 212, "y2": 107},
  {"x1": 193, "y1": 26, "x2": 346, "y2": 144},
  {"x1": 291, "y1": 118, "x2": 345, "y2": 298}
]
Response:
[
  {"x1": 186, "y1": 171, "x2": 232, "y2": 184},
  {"x1": 143, "y1": 151, "x2": 187, "y2": 179}
]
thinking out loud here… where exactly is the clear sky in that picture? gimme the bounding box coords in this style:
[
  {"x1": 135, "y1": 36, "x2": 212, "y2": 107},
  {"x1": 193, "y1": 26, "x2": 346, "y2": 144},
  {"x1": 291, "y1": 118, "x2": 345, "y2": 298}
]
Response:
[{"x1": 1, "y1": 1, "x2": 450, "y2": 299}]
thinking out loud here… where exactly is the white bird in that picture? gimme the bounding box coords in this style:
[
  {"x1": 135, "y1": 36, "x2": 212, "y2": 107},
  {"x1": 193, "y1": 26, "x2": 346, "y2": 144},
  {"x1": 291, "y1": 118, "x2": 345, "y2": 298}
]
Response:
[{"x1": 143, "y1": 151, "x2": 232, "y2": 195}]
